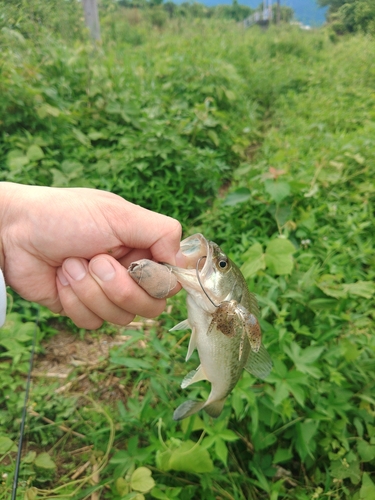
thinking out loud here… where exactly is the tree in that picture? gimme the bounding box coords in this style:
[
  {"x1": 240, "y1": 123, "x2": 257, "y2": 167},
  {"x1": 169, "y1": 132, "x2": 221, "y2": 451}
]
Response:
[
  {"x1": 82, "y1": 0, "x2": 101, "y2": 41},
  {"x1": 318, "y1": 0, "x2": 375, "y2": 34}
]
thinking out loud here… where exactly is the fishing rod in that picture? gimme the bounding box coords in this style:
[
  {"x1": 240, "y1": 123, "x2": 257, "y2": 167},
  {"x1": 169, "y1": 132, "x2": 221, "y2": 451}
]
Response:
[{"x1": 11, "y1": 307, "x2": 40, "y2": 500}]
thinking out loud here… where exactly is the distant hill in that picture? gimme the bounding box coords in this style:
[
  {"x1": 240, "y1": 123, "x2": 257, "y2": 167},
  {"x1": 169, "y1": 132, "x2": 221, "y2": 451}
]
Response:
[{"x1": 192, "y1": 0, "x2": 328, "y2": 26}]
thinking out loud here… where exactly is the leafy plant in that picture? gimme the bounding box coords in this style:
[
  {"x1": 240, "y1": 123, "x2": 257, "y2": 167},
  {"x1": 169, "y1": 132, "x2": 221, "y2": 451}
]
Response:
[{"x1": 0, "y1": 6, "x2": 374, "y2": 500}]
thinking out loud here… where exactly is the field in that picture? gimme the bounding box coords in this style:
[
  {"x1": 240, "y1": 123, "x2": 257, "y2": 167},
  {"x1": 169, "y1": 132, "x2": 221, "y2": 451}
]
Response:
[{"x1": 1, "y1": 2, "x2": 375, "y2": 499}]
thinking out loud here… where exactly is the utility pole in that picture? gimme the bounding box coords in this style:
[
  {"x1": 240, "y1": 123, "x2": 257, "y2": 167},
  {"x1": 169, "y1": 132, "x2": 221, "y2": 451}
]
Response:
[
  {"x1": 82, "y1": 0, "x2": 101, "y2": 41},
  {"x1": 277, "y1": 0, "x2": 281, "y2": 24}
]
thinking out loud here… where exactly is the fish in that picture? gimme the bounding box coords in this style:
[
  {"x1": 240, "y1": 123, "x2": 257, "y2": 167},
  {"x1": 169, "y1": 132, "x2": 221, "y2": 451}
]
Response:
[{"x1": 128, "y1": 233, "x2": 272, "y2": 421}]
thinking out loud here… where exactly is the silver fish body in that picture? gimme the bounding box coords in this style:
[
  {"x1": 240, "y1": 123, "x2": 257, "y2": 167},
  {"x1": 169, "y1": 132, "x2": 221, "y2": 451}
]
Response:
[
  {"x1": 128, "y1": 233, "x2": 272, "y2": 421},
  {"x1": 166, "y1": 234, "x2": 272, "y2": 421}
]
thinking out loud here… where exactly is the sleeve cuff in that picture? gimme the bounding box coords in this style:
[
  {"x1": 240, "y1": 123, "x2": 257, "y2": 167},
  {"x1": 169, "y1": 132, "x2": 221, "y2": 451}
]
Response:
[{"x1": 0, "y1": 269, "x2": 6, "y2": 327}]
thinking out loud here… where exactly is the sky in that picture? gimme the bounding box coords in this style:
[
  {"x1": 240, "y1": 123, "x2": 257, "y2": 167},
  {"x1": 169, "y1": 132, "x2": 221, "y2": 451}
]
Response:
[{"x1": 196, "y1": 0, "x2": 328, "y2": 26}]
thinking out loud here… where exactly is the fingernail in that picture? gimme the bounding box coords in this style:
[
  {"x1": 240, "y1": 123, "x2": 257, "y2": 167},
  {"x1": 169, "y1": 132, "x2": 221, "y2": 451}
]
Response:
[
  {"x1": 91, "y1": 258, "x2": 116, "y2": 282},
  {"x1": 64, "y1": 258, "x2": 87, "y2": 281},
  {"x1": 57, "y1": 268, "x2": 69, "y2": 286}
]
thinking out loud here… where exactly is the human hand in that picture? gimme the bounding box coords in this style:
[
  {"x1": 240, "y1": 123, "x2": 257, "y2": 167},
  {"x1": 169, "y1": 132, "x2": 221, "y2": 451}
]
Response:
[{"x1": 0, "y1": 182, "x2": 184, "y2": 329}]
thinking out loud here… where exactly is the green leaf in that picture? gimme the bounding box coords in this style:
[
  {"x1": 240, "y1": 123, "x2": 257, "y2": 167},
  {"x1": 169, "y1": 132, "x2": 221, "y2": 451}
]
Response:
[
  {"x1": 222, "y1": 188, "x2": 251, "y2": 206},
  {"x1": 130, "y1": 467, "x2": 155, "y2": 493},
  {"x1": 218, "y1": 429, "x2": 239, "y2": 442},
  {"x1": 169, "y1": 441, "x2": 214, "y2": 473},
  {"x1": 72, "y1": 128, "x2": 91, "y2": 147},
  {"x1": 34, "y1": 452, "x2": 56, "y2": 469},
  {"x1": 296, "y1": 420, "x2": 319, "y2": 461},
  {"x1": 284, "y1": 343, "x2": 324, "y2": 378},
  {"x1": 155, "y1": 449, "x2": 172, "y2": 472},
  {"x1": 273, "y1": 447, "x2": 293, "y2": 464},
  {"x1": 360, "y1": 473, "x2": 375, "y2": 499},
  {"x1": 265, "y1": 238, "x2": 295, "y2": 275},
  {"x1": 330, "y1": 457, "x2": 361, "y2": 485},
  {"x1": 109, "y1": 357, "x2": 152, "y2": 371},
  {"x1": 23, "y1": 451, "x2": 37, "y2": 464},
  {"x1": 51, "y1": 168, "x2": 69, "y2": 187},
  {"x1": 0, "y1": 436, "x2": 16, "y2": 454},
  {"x1": 357, "y1": 441, "x2": 375, "y2": 462},
  {"x1": 151, "y1": 488, "x2": 170, "y2": 500},
  {"x1": 181, "y1": 414, "x2": 205, "y2": 433},
  {"x1": 207, "y1": 130, "x2": 220, "y2": 147},
  {"x1": 264, "y1": 180, "x2": 291, "y2": 204},
  {"x1": 24, "y1": 488, "x2": 38, "y2": 500},
  {"x1": 36, "y1": 104, "x2": 60, "y2": 118},
  {"x1": 241, "y1": 243, "x2": 265, "y2": 278},
  {"x1": 157, "y1": 440, "x2": 214, "y2": 474},
  {"x1": 26, "y1": 145, "x2": 44, "y2": 161},
  {"x1": 7, "y1": 153, "x2": 29, "y2": 170},
  {"x1": 116, "y1": 477, "x2": 129, "y2": 496},
  {"x1": 273, "y1": 380, "x2": 290, "y2": 406},
  {"x1": 318, "y1": 276, "x2": 375, "y2": 299},
  {"x1": 60, "y1": 160, "x2": 84, "y2": 176},
  {"x1": 344, "y1": 281, "x2": 375, "y2": 299},
  {"x1": 214, "y1": 438, "x2": 228, "y2": 465}
]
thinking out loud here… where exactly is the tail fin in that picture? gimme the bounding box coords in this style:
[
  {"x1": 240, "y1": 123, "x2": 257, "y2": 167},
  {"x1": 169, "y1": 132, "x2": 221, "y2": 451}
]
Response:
[
  {"x1": 173, "y1": 398, "x2": 226, "y2": 421},
  {"x1": 203, "y1": 398, "x2": 226, "y2": 418},
  {"x1": 173, "y1": 400, "x2": 206, "y2": 421}
]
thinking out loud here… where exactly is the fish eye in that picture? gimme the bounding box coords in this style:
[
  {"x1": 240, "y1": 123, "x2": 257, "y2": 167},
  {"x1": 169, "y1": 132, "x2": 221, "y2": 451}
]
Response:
[{"x1": 219, "y1": 260, "x2": 227, "y2": 268}]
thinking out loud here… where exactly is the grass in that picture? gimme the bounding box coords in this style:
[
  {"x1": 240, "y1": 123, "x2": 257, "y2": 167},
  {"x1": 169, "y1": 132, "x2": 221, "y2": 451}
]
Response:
[{"x1": 0, "y1": 3, "x2": 375, "y2": 499}]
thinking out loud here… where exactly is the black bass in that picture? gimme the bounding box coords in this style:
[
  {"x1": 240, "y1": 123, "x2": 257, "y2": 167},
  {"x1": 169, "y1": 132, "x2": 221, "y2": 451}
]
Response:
[{"x1": 129, "y1": 233, "x2": 272, "y2": 421}]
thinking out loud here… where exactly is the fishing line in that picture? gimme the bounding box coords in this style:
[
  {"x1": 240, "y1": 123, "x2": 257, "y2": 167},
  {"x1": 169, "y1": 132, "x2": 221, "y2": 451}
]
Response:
[
  {"x1": 195, "y1": 256, "x2": 219, "y2": 308},
  {"x1": 11, "y1": 306, "x2": 40, "y2": 500}
]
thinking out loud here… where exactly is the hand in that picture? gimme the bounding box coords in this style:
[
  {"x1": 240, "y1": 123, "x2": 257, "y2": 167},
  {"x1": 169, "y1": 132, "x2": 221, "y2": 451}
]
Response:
[{"x1": 0, "y1": 182, "x2": 183, "y2": 329}]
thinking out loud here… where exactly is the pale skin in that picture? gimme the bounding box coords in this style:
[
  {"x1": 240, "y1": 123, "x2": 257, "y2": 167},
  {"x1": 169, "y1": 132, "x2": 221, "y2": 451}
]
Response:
[{"x1": 0, "y1": 182, "x2": 184, "y2": 329}]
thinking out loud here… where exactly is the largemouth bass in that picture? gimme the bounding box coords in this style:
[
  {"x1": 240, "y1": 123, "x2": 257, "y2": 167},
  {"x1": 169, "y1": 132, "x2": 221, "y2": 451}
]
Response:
[{"x1": 129, "y1": 233, "x2": 272, "y2": 421}]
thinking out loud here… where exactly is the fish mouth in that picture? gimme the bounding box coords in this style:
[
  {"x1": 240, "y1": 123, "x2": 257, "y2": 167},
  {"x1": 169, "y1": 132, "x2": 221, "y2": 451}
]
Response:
[
  {"x1": 179, "y1": 234, "x2": 211, "y2": 269},
  {"x1": 166, "y1": 233, "x2": 214, "y2": 291}
]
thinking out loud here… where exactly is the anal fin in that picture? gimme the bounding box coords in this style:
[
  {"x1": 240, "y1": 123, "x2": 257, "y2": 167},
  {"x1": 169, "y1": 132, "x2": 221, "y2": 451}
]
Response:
[{"x1": 181, "y1": 365, "x2": 207, "y2": 389}]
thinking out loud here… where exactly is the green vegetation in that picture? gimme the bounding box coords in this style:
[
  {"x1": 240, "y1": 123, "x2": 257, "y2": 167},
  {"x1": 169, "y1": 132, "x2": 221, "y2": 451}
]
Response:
[
  {"x1": 319, "y1": 0, "x2": 375, "y2": 34},
  {"x1": 1, "y1": 1, "x2": 375, "y2": 499}
]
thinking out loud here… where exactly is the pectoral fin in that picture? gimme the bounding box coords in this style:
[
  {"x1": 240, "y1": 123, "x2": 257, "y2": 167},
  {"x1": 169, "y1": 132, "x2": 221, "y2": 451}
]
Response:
[
  {"x1": 169, "y1": 319, "x2": 190, "y2": 332},
  {"x1": 169, "y1": 320, "x2": 197, "y2": 361},
  {"x1": 181, "y1": 365, "x2": 207, "y2": 389},
  {"x1": 244, "y1": 344, "x2": 272, "y2": 379}
]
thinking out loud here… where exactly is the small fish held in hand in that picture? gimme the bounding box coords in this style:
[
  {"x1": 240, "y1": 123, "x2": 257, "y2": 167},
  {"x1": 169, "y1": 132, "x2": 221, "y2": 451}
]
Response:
[{"x1": 129, "y1": 233, "x2": 272, "y2": 421}]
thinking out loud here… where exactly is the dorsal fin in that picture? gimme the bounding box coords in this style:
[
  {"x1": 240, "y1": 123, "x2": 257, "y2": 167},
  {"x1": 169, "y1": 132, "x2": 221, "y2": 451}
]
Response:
[{"x1": 244, "y1": 344, "x2": 272, "y2": 379}]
